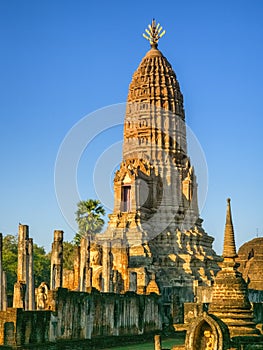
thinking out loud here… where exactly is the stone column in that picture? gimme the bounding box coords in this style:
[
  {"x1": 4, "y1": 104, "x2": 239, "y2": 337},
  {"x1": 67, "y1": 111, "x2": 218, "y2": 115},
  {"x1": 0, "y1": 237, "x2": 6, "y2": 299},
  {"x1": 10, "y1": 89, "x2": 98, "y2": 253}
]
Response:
[
  {"x1": 2, "y1": 271, "x2": 7, "y2": 310},
  {"x1": 79, "y1": 237, "x2": 92, "y2": 292},
  {"x1": 86, "y1": 266, "x2": 93, "y2": 292},
  {"x1": 0, "y1": 233, "x2": 3, "y2": 311},
  {"x1": 73, "y1": 246, "x2": 80, "y2": 290},
  {"x1": 120, "y1": 246, "x2": 129, "y2": 292},
  {"x1": 17, "y1": 224, "x2": 29, "y2": 283},
  {"x1": 102, "y1": 243, "x2": 111, "y2": 292},
  {"x1": 79, "y1": 237, "x2": 87, "y2": 292},
  {"x1": 13, "y1": 224, "x2": 29, "y2": 309},
  {"x1": 13, "y1": 281, "x2": 25, "y2": 308},
  {"x1": 50, "y1": 230, "x2": 63, "y2": 290},
  {"x1": 85, "y1": 236, "x2": 92, "y2": 291},
  {"x1": 154, "y1": 334, "x2": 162, "y2": 350},
  {"x1": 28, "y1": 238, "x2": 35, "y2": 310}
]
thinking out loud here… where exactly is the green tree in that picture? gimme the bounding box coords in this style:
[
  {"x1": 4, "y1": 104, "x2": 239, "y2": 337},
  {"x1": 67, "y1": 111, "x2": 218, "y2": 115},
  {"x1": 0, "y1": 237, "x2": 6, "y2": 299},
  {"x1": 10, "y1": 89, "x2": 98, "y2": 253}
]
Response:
[
  {"x1": 46, "y1": 240, "x2": 75, "y2": 271},
  {"x1": 74, "y1": 199, "x2": 105, "y2": 245},
  {"x1": 2, "y1": 234, "x2": 50, "y2": 300},
  {"x1": 2, "y1": 235, "x2": 17, "y2": 299},
  {"x1": 33, "y1": 244, "x2": 50, "y2": 287},
  {"x1": 63, "y1": 241, "x2": 75, "y2": 270}
]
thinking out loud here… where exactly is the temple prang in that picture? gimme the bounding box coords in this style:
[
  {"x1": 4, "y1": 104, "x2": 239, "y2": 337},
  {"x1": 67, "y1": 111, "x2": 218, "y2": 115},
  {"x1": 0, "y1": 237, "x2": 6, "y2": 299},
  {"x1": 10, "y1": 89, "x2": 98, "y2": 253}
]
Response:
[{"x1": 85, "y1": 20, "x2": 221, "y2": 317}]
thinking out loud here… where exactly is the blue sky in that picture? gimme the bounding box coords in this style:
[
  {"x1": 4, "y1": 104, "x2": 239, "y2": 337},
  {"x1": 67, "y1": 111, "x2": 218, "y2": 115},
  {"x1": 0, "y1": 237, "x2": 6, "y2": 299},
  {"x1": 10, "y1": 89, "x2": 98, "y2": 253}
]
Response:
[{"x1": 0, "y1": 0, "x2": 262, "y2": 254}]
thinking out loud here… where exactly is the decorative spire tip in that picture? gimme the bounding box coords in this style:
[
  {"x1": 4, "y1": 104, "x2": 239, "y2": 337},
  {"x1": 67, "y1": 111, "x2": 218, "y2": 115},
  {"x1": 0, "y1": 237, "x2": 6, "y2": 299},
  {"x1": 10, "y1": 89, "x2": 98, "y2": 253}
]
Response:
[
  {"x1": 143, "y1": 19, "x2": 166, "y2": 48},
  {"x1": 223, "y1": 197, "x2": 237, "y2": 259}
]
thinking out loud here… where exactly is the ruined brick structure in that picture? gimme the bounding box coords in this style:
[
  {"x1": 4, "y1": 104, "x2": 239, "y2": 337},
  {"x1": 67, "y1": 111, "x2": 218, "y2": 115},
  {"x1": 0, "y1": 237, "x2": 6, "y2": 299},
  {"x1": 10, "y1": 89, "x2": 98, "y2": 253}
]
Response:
[
  {"x1": 0, "y1": 288, "x2": 162, "y2": 347},
  {"x1": 0, "y1": 228, "x2": 162, "y2": 347},
  {"x1": 184, "y1": 199, "x2": 263, "y2": 350},
  {"x1": 237, "y1": 237, "x2": 263, "y2": 291},
  {"x1": 209, "y1": 199, "x2": 259, "y2": 338}
]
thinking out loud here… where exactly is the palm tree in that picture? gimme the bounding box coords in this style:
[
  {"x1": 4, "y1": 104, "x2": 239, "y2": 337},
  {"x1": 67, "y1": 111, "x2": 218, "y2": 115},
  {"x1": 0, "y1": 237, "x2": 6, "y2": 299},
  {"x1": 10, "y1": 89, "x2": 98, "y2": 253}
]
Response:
[{"x1": 74, "y1": 199, "x2": 105, "y2": 245}]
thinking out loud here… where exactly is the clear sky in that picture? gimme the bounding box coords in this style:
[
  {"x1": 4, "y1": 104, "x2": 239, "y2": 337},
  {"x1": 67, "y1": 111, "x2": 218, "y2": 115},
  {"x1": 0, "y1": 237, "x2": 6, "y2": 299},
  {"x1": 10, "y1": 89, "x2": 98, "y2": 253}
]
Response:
[{"x1": 0, "y1": 0, "x2": 262, "y2": 254}]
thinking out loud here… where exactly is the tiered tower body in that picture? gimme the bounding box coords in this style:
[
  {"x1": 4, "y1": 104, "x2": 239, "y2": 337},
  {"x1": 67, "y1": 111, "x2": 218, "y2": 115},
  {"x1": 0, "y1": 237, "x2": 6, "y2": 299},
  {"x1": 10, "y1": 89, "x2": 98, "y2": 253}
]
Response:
[{"x1": 88, "y1": 22, "x2": 220, "y2": 309}]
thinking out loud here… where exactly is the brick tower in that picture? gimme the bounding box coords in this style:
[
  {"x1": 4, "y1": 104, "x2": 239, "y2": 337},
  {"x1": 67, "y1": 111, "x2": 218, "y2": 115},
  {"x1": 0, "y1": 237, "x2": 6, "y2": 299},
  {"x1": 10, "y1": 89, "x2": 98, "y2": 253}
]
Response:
[{"x1": 83, "y1": 21, "x2": 220, "y2": 315}]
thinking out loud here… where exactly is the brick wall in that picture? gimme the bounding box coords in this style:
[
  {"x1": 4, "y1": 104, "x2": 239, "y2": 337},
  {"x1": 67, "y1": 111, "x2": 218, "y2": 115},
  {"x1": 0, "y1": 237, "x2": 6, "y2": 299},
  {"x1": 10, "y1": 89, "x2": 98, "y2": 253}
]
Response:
[{"x1": 0, "y1": 289, "x2": 162, "y2": 347}]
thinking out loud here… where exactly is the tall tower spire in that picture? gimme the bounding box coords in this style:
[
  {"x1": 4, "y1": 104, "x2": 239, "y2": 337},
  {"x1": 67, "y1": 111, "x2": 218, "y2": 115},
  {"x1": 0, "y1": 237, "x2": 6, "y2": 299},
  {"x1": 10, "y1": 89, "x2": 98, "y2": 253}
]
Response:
[
  {"x1": 94, "y1": 21, "x2": 220, "y2": 301},
  {"x1": 222, "y1": 198, "x2": 237, "y2": 258}
]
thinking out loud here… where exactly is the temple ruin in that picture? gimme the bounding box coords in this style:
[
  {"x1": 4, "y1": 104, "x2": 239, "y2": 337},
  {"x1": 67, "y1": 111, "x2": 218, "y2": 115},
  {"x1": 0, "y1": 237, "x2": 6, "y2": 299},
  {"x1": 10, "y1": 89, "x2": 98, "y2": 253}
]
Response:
[
  {"x1": 184, "y1": 199, "x2": 263, "y2": 350},
  {"x1": 0, "y1": 20, "x2": 262, "y2": 349}
]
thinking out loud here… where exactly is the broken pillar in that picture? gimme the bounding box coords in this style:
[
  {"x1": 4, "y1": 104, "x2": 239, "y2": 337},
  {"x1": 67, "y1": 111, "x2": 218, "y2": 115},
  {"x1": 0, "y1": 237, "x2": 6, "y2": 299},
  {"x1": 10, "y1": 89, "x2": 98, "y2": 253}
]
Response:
[
  {"x1": 0, "y1": 235, "x2": 7, "y2": 310},
  {"x1": 86, "y1": 265, "x2": 93, "y2": 292},
  {"x1": 13, "y1": 224, "x2": 29, "y2": 309},
  {"x1": 79, "y1": 236, "x2": 92, "y2": 292},
  {"x1": 110, "y1": 243, "x2": 128, "y2": 293},
  {"x1": 2, "y1": 271, "x2": 7, "y2": 310},
  {"x1": 50, "y1": 230, "x2": 63, "y2": 290},
  {"x1": 79, "y1": 237, "x2": 87, "y2": 292},
  {"x1": 13, "y1": 281, "x2": 26, "y2": 308},
  {"x1": 73, "y1": 245, "x2": 80, "y2": 290},
  {"x1": 17, "y1": 224, "x2": 29, "y2": 283},
  {"x1": 102, "y1": 243, "x2": 112, "y2": 292},
  {"x1": 154, "y1": 334, "x2": 162, "y2": 350},
  {"x1": 28, "y1": 238, "x2": 35, "y2": 310}
]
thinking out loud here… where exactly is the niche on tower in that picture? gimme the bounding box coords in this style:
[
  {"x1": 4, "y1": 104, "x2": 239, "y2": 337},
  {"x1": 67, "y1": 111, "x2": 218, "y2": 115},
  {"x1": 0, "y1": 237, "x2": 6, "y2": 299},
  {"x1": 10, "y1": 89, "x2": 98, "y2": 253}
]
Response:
[
  {"x1": 111, "y1": 158, "x2": 162, "y2": 220},
  {"x1": 121, "y1": 185, "x2": 131, "y2": 212}
]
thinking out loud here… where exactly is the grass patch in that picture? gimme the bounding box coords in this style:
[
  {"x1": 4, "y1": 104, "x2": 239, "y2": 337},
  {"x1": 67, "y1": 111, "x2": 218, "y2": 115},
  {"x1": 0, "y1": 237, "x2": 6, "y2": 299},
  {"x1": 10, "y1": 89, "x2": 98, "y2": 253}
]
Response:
[{"x1": 103, "y1": 337, "x2": 184, "y2": 349}]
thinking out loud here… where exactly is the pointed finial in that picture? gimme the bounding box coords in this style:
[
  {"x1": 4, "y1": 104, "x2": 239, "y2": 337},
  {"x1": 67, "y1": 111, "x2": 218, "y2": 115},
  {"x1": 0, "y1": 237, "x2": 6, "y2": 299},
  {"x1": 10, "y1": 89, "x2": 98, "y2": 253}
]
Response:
[
  {"x1": 143, "y1": 19, "x2": 166, "y2": 49},
  {"x1": 222, "y1": 198, "x2": 237, "y2": 258}
]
